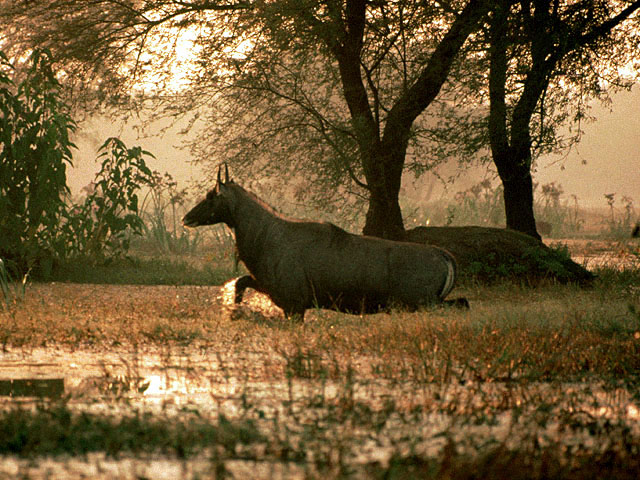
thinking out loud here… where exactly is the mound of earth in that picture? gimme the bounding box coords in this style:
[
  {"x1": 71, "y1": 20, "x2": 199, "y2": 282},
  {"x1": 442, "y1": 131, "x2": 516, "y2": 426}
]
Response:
[{"x1": 406, "y1": 226, "x2": 595, "y2": 285}]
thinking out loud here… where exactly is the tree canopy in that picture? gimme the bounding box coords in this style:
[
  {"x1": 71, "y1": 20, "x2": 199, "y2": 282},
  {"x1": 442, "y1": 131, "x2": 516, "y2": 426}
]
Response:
[
  {"x1": 1, "y1": 1, "x2": 639, "y2": 239},
  {"x1": 486, "y1": 0, "x2": 640, "y2": 238}
]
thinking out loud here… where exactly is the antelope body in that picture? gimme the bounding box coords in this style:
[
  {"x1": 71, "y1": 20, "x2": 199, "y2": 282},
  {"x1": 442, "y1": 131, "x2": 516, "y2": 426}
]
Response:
[{"x1": 183, "y1": 170, "x2": 464, "y2": 319}]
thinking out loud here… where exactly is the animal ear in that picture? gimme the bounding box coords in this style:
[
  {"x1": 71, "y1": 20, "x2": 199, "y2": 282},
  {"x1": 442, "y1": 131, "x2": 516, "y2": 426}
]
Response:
[
  {"x1": 217, "y1": 165, "x2": 223, "y2": 185},
  {"x1": 225, "y1": 163, "x2": 229, "y2": 183}
]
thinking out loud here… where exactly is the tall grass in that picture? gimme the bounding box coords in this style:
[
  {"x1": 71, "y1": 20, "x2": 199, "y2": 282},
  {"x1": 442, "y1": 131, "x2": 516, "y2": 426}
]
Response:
[
  {"x1": 604, "y1": 193, "x2": 636, "y2": 239},
  {"x1": 0, "y1": 258, "x2": 28, "y2": 310},
  {"x1": 139, "y1": 171, "x2": 203, "y2": 255},
  {"x1": 404, "y1": 179, "x2": 637, "y2": 239},
  {"x1": 403, "y1": 179, "x2": 505, "y2": 229},
  {"x1": 534, "y1": 182, "x2": 585, "y2": 236}
]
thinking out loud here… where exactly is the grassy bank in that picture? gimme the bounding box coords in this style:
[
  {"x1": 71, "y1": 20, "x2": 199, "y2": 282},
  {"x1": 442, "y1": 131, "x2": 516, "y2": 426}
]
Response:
[{"x1": 1, "y1": 265, "x2": 639, "y2": 383}]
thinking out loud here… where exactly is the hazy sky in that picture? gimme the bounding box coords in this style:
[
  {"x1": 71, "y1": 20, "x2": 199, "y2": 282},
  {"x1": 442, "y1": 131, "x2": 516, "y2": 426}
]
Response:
[
  {"x1": 535, "y1": 86, "x2": 639, "y2": 208},
  {"x1": 67, "y1": 86, "x2": 639, "y2": 211}
]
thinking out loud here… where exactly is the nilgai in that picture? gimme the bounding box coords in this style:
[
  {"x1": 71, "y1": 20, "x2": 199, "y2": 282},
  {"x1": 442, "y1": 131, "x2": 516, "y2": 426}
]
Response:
[{"x1": 183, "y1": 166, "x2": 467, "y2": 319}]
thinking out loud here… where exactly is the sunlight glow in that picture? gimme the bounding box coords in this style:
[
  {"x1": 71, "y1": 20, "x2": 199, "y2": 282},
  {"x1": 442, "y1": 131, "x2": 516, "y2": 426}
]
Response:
[
  {"x1": 220, "y1": 279, "x2": 237, "y2": 306},
  {"x1": 144, "y1": 374, "x2": 165, "y2": 395},
  {"x1": 127, "y1": 25, "x2": 203, "y2": 94}
]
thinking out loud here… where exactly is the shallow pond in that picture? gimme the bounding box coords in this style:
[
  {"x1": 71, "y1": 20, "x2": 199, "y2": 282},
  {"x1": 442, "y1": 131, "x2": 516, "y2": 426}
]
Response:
[{"x1": 1, "y1": 341, "x2": 639, "y2": 479}]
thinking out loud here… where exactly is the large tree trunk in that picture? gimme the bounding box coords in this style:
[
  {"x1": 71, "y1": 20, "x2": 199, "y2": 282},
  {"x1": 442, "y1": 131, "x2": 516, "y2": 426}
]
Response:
[
  {"x1": 362, "y1": 186, "x2": 406, "y2": 240},
  {"x1": 330, "y1": 0, "x2": 491, "y2": 240},
  {"x1": 362, "y1": 198, "x2": 404, "y2": 239},
  {"x1": 488, "y1": 1, "x2": 541, "y2": 241},
  {"x1": 361, "y1": 133, "x2": 407, "y2": 240},
  {"x1": 501, "y1": 164, "x2": 540, "y2": 240},
  {"x1": 491, "y1": 142, "x2": 541, "y2": 240}
]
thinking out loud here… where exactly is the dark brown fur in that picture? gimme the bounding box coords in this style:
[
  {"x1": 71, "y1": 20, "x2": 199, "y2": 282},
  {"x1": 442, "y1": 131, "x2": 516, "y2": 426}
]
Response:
[{"x1": 184, "y1": 176, "x2": 464, "y2": 319}]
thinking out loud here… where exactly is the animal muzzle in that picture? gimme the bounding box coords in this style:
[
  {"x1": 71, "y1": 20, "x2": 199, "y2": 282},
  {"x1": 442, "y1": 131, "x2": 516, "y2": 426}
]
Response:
[{"x1": 182, "y1": 214, "x2": 198, "y2": 228}]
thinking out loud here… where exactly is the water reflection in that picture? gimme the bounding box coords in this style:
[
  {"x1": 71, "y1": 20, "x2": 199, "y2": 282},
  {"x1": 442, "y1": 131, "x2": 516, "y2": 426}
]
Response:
[
  {"x1": 2, "y1": 347, "x2": 640, "y2": 424},
  {"x1": 573, "y1": 253, "x2": 639, "y2": 270},
  {"x1": 1, "y1": 346, "x2": 640, "y2": 478},
  {"x1": 0, "y1": 378, "x2": 64, "y2": 398}
]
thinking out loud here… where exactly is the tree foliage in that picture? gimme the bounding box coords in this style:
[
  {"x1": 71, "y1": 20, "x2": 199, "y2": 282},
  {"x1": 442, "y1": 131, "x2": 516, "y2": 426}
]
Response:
[
  {"x1": 485, "y1": 0, "x2": 640, "y2": 238},
  {"x1": 0, "y1": 1, "x2": 494, "y2": 238},
  {"x1": 1, "y1": 1, "x2": 639, "y2": 239},
  {"x1": 0, "y1": 49, "x2": 76, "y2": 272}
]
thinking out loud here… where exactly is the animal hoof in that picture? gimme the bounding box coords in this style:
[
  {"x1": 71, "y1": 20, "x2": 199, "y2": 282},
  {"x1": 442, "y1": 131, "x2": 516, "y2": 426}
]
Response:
[{"x1": 444, "y1": 297, "x2": 470, "y2": 309}]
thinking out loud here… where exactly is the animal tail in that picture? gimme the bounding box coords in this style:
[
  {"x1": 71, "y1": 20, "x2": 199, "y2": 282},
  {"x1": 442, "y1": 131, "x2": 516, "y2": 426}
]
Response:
[{"x1": 439, "y1": 252, "x2": 457, "y2": 299}]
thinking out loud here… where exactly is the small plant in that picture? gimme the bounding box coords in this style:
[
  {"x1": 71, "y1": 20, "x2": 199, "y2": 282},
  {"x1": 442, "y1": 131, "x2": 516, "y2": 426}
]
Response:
[
  {"x1": 140, "y1": 171, "x2": 201, "y2": 254},
  {"x1": 533, "y1": 182, "x2": 586, "y2": 237},
  {"x1": 451, "y1": 180, "x2": 506, "y2": 227},
  {"x1": 566, "y1": 194, "x2": 585, "y2": 234},
  {"x1": 60, "y1": 137, "x2": 154, "y2": 260},
  {"x1": 603, "y1": 193, "x2": 636, "y2": 239}
]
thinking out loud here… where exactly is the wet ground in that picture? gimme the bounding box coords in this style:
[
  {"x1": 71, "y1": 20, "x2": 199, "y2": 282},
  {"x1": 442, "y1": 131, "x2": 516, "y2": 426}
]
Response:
[
  {"x1": 1, "y1": 340, "x2": 639, "y2": 479},
  {"x1": 0, "y1": 240, "x2": 638, "y2": 478},
  {"x1": 549, "y1": 237, "x2": 639, "y2": 269}
]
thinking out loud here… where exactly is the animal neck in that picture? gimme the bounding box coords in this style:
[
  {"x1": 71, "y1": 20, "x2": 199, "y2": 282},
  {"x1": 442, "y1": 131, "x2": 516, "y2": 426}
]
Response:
[{"x1": 226, "y1": 185, "x2": 283, "y2": 270}]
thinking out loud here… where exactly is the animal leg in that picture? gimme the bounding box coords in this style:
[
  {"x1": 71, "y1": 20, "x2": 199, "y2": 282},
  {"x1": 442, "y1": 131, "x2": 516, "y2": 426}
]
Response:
[
  {"x1": 443, "y1": 297, "x2": 470, "y2": 309},
  {"x1": 234, "y1": 275, "x2": 258, "y2": 304}
]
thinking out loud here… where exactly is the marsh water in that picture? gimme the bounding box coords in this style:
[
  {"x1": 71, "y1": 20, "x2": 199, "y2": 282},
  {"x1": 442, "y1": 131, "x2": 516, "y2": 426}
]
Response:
[{"x1": 1, "y1": 341, "x2": 639, "y2": 478}]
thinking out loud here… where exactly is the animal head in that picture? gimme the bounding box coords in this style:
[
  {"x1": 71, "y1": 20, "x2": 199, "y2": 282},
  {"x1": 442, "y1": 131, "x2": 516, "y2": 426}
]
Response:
[{"x1": 183, "y1": 164, "x2": 234, "y2": 227}]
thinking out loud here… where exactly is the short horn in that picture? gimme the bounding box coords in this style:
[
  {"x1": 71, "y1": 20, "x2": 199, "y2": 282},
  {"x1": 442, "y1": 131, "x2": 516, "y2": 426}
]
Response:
[
  {"x1": 225, "y1": 163, "x2": 229, "y2": 183},
  {"x1": 217, "y1": 165, "x2": 222, "y2": 184}
]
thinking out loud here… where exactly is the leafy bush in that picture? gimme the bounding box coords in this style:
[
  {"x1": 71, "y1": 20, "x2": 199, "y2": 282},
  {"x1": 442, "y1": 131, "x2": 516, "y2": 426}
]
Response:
[
  {"x1": 60, "y1": 137, "x2": 154, "y2": 260},
  {"x1": 0, "y1": 48, "x2": 157, "y2": 274},
  {"x1": 0, "y1": 49, "x2": 76, "y2": 273}
]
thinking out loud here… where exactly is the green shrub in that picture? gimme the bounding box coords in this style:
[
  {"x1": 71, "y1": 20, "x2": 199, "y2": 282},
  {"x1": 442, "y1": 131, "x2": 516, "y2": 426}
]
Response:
[
  {"x1": 60, "y1": 137, "x2": 154, "y2": 260},
  {"x1": 0, "y1": 49, "x2": 76, "y2": 274}
]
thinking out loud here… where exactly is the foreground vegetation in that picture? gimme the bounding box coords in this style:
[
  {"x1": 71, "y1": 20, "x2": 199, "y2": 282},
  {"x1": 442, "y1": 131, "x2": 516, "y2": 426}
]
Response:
[
  {"x1": 0, "y1": 401, "x2": 638, "y2": 479},
  {"x1": 2, "y1": 263, "x2": 639, "y2": 382},
  {"x1": 1, "y1": 240, "x2": 639, "y2": 478}
]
